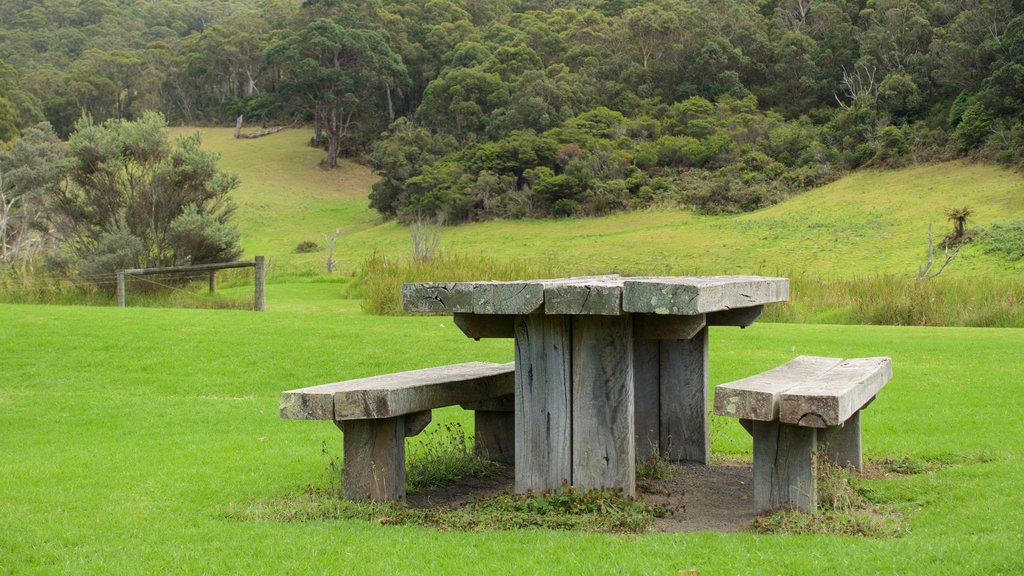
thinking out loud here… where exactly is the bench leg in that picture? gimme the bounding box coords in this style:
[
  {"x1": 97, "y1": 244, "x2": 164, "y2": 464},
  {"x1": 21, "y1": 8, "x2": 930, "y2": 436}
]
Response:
[
  {"x1": 340, "y1": 417, "x2": 406, "y2": 502},
  {"x1": 819, "y1": 411, "x2": 862, "y2": 472},
  {"x1": 753, "y1": 420, "x2": 817, "y2": 513},
  {"x1": 474, "y1": 410, "x2": 515, "y2": 465}
]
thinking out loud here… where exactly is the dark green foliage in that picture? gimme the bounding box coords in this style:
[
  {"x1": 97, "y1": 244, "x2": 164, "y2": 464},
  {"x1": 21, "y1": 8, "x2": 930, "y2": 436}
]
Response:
[
  {"x1": 2, "y1": 0, "x2": 1023, "y2": 222},
  {"x1": 59, "y1": 112, "x2": 242, "y2": 277}
]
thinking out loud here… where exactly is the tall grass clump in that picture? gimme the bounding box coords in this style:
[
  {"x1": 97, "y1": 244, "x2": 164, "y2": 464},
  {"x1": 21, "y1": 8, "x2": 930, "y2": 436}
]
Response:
[
  {"x1": 0, "y1": 269, "x2": 254, "y2": 310},
  {"x1": 357, "y1": 251, "x2": 559, "y2": 315},
  {"x1": 763, "y1": 273, "x2": 1024, "y2": 327}
]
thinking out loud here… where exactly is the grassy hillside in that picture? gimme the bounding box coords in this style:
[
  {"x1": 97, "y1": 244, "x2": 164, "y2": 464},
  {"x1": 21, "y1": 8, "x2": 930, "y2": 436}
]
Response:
[
  {"x1": 175, "y1": 127, "x2": 1024, "y2": 279},
  {"x1": 1, "y1": 302, "x2": 1022, "y2": 573}
]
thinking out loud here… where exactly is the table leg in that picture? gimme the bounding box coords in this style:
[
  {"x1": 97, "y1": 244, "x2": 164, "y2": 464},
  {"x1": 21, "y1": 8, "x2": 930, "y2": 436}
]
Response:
[
  {"x1": 572, "y1": 315, "x2": 635, "y2": 495},
  {"x1": 514, "y1": 314, "x2": 572, "y2": 492},
  {"x1": 659, "y1": 327, "x2": 710, "y2": 464},
  {"x1": 633, "y1": 339, "x2": 660, "y2": 461}
]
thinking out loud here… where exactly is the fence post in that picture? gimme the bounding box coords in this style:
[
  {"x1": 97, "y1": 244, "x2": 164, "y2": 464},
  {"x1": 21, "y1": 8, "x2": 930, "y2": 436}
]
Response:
[
  {"x1": 254, "y1": 256, "x2": 265, "y2": 311},
  {"x1": 209, "y1": 271, "x2": 217, "y2": 294},
  {"x1": 116, "y1": 271, "x2": 126, "y2": 308}
]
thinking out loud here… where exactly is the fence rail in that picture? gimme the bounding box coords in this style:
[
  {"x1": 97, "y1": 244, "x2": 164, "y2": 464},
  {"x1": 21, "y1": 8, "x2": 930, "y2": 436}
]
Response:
[{"x1": 117, "y1": 256, "x2": 265, "y2": 311}]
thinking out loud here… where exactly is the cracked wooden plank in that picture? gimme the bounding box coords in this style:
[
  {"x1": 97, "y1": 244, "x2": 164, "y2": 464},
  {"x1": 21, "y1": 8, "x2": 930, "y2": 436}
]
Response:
[
  {"x1": 472, "y1": 281, "x2": 546, "y2": 314},
  {"x1": 402, "y1": 282, "x2": 473, "y2": 313},
  {"x1": 543, "y1": 275, "x2": 623, "y2": 315},
  {"x1": 622, "y1": 276, "x2": 789, "y2": 315},
  {"x1": 779, "y1": 357, "x2": 892, "y2": 427}
]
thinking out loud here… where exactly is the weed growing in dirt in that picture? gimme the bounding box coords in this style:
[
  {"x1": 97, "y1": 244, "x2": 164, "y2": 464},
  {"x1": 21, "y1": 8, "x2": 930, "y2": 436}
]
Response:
[
  {"x1": 226, "y1": 484, "x2": 666, "y2": 533},
  {"x1": 406, "y1": 422, "x2": 501, "y2": 492}
]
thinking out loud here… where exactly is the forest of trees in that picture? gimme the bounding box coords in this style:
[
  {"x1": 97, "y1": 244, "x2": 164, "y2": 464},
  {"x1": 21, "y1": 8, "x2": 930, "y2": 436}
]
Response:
[{"x1": 1, "y1": 0, "x2": 1023, "y2": 224}]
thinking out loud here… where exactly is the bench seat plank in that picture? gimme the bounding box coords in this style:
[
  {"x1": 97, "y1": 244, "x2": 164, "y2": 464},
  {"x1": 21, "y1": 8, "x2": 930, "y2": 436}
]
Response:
[
  {"x1": 713, "y1": 356, "x2": 843, "y2": 421},
  {"x1": 779, "y1": 357, "x2": 893, "y2": 427},
  {"x1": 280, "y1": 361, "x2": 514, "y2": 420}
]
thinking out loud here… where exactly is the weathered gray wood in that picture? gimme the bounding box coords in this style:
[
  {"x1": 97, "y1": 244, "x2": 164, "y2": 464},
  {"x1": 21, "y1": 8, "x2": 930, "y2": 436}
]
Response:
[
  {"x1": 514, "y1": 314, "x2": 572, "y2": 492},
  {"x1": 660, "y1": 328, "x2": 710, "y2": 464},
  {"x1": 403, "y1": 275, "x2": 788, "y2": 317},
  {"x1": 403, "y1": 410, "x2": 432, "y2": 437},
  {"x1": 253, "y1": 255, "x2": 265, "y2": 312},
  {"x1": 474, "y1": 410, "x2": 515, "y2": 465},
  {"x1": 572, "y1": 314, "x2": 635, "y2": 494},
  {"x1": 342, "y1": 417, "x2": 406, "y2": 501},
  {"x1": 713, "y1": 356, "x2": 844, "y2": 422},
  {"x1": 208, "y1": 270, "x2": 217, "y2": 294},
  {"x1": 122, "y1": 260, "x2": 257, "y2": 275},
  {"x1": 116, "y1": 271, "x2": 126, "y2": 308},
  {"x1": 622, "y1": 276, "x2": 789, "y2": 315},
  {"x1": 779, "y1": 357, "x2": 893, "y2": 427},
  {"x1": 818, "y1": 411, "x2": 862, "y2": 472},
  {"x1": 706, "y1": 305, "x2": 763, "y2": 327},
  {"x1": 401, "y1": 282, "x2": 474, "y2": 313},
  {"x1": 633, "y1": 338, "x2": 661, "y2": 461},
  {"x1": 753, "y1": 420, "x2": 817, "y2": 513},
  {"x1": 633, "y1": 314, "x2": 706, "y2": 340},
  {"x1": 461, "y1": 394, "x2": 514, "y2": 412},
  {"x1": 543, "y1": 277, "x2": 622, "y2": 315},
  {"x1": 739, "y1": 418, "x2": 753, "y2": 436},
  {"x1": 474, "y1": 281, "x2": 545, "y2": 314},
  {"x1": 279, "y1": 362, "x2": 514, "y2": 420},
  {"x1": 453, "y1": 313, "x2": 515, "y2": 339}
]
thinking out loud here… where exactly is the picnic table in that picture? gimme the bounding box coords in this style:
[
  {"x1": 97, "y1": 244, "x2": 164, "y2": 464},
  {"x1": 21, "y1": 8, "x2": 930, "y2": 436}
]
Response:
[{"x1": 403, "y1": 275, "x2": 789, "y2": 496}]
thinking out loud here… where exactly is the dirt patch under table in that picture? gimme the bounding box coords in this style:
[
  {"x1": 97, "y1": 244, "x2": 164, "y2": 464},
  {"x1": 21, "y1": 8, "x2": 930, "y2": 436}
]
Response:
[{"x1": 407, "y1": 462, "x2": 756, "y2": 533}]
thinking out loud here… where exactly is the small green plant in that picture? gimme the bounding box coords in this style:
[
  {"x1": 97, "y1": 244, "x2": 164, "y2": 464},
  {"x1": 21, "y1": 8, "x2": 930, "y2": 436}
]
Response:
[
  {"x1": 294, "y1": 240, "x2": 320, "y2": 253},
  {"x1": 636, "y1": 453, "x2": 676, "y2": 481},
  {"x1": 635, "y1": 436, "x2": 677, "y2": 481},
  {"x1": 405, "y1": 422, "x2": 501, "y2": 492}
]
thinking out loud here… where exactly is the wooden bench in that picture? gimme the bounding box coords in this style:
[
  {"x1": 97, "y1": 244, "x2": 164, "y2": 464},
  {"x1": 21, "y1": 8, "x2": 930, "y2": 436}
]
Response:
[
  {"x1": 280, "y1": 362, "x2": 515, "y2": 502},
  {"x1": 713, "y1": 356, "x2": 892, "y2": 513}
]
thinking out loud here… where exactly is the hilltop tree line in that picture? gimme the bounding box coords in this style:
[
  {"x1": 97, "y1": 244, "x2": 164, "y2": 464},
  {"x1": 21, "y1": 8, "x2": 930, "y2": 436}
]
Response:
[{"x1": 1, "y1": 0, "x2": 1023, "y2": 224}]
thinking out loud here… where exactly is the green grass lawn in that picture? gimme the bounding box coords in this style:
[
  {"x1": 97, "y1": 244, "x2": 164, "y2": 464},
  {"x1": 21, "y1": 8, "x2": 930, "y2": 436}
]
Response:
[
  {"x1": 2, "y1": 302, "x2": 1022, "y2": 574},
  {"x1": 173, "y1": 127, "x2": 1024, "y2": 279}
]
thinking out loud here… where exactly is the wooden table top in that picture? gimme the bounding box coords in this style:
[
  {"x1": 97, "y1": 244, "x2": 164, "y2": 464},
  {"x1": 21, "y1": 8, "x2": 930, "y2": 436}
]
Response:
[{"x1": 403, "y1": 275, "x2": 789, "y2": 316}]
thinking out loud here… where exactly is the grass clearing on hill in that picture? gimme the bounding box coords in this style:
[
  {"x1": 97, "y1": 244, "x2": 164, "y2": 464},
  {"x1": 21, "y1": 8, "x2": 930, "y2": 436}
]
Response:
[
  {"x1": 1, "y1": 302, "x2": 1022, "y2": 573},
  {"x1": 171, "y1": 128, "x2": 1024, "y2": 280}
]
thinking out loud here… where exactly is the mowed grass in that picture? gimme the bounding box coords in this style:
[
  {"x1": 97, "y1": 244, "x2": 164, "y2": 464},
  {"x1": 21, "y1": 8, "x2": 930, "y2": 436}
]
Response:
[
  {"x1": 2, "y1": 302, "x2": 1022, "y2": 574},
  {"x1": 171, "y1": 127, "x2": 1024, "y2": 279}
]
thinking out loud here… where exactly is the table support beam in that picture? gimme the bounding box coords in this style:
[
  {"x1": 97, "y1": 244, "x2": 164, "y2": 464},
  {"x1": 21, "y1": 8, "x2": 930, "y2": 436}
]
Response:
[
  {"x1": 660, "y1": 327, "x2": 710, "y2": 464},
  {"x1": 514, "y1": 314, "x2": 572, "y2": 493},
  {"x1": 633, "y1": 339, "x2": 660, "y2": 461},
  {"x1": 572, "y1": 315, "x2": 635, "y2": 495}
]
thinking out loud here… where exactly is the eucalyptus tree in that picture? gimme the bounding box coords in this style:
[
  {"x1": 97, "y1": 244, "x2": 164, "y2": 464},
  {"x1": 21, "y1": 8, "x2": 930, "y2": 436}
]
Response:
[{"x1": 263, "y1": 17, "x2": 407, "y2": 167}]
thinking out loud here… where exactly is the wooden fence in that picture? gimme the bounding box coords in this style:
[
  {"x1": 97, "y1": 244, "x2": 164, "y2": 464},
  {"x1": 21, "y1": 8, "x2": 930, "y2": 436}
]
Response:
[{"x1": 116, "y1": 256, "x2": 265, "y2": 311}]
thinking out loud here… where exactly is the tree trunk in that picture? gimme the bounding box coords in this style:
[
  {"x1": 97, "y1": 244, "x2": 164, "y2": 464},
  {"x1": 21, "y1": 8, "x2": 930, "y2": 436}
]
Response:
[
  {"x1": 325, "y1": 108, "x2": 340, "y2": 169},
  {"x1": 385, "y1": 83, "x2": 395, "y2": 121}
]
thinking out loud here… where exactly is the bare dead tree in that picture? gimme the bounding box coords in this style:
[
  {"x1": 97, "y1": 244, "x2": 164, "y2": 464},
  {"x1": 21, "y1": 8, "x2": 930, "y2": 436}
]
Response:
[
  {"x1": 834, "y1": 63, "x2": 879, "y2": 109},
  {"x1": 0, "y1": 168, "x2": 15, "y2": 261},
  {"x1": 410, "y1": 211, "x2": 446, "y2": 264},
  {"x1": 322, "y1": 228, "x2": 340, "y2": 273},
  {"x1": 918, "y1": 224, "x2": 961, "y2": 281}
]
